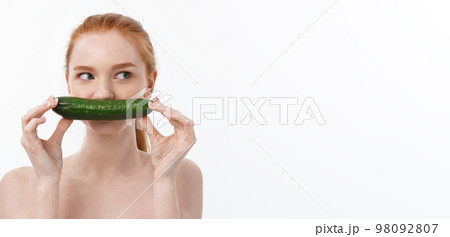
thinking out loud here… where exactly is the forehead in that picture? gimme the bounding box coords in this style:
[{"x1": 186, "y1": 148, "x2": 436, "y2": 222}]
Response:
[{"x1": 69, "y1": 30, "x2": 143, "y2": 69}]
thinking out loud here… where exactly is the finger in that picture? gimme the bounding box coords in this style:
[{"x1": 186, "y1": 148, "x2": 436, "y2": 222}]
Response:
[
  {"x1": 164, "y1": 108, "x2": 193, "y2": 131},
  {"x1": 136, "y1": 115, "x2": 162, "y2": 138},
  {"x1": 48, "y1": 118, "x2": 73, "y2": 145},
  {"x1": 23, "y1": 117, "x2": 47, "y2": 152},
  {"x1": 149, "y1": 97, "x2": 185, "y2": 131},
  {"x1": 184, "y1": 118, "x2": 196, "y2": 143},
  {"x1": 21, "y1": 95, "x2": 58, "y2": 130},
  {"x1": 178, "y1": 116, "x2": 196, "y2": 145},
  {"x1": 142, "y1": 87, "x2": 153, "y2": 99}
]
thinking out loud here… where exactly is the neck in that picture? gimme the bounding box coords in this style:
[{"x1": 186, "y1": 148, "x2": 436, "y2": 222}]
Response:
[{"x1": 74, "y1": 123, "x2": 145, "y2": 178}]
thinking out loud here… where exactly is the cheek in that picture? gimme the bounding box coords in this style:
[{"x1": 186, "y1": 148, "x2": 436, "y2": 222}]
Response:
[
  {"x1": 69, "y1": 87, "x2": 91, "y2": 98},
  {"x1": 123, "y1": 83, "x2": 149, "y2": 98},
  {"x1": 67, "y1": 78, "x2": 90, "y2": 97}
]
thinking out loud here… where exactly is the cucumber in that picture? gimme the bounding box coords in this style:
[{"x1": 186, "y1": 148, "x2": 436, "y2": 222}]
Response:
[{"x1": 52, "y1": 96, "x2": 153, "y2": 120}]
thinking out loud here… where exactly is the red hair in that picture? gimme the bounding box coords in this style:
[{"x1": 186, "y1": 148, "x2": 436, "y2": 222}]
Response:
[{"x1": 65, "y1": 13, "x2": 156, "y2": 152}]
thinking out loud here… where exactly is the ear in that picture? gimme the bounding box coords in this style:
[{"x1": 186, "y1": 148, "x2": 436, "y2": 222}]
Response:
[
  {"x1": 65, "y1": 73, "x2": 71, "y2": 95},
  {"x1": 145, "y1": 70, "x2": 158, "y2": 96}
]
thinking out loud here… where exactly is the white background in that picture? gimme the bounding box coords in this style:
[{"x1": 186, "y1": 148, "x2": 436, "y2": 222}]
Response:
[
  {"x1": 0, "y1": 0, "x2": 449, "y2": 218},
  {"x1": 1, "y1": 219, "x2": 450, "y2": 237}
]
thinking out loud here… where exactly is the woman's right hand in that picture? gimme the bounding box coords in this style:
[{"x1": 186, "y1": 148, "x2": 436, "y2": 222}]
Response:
[{"x1": 20, "y1": 95, "x2": 73, "y2": 182}]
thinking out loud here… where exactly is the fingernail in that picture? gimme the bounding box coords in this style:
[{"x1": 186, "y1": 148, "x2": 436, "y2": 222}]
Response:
[
  {"x1": 48, "y1": 97, "x2": 58, "y2": 107},
  {"x1": 47, "y1": 95, "x2": 54, "y2": 102},
  {"x1": 185, "y1": 119, "x2": 191, "y2": 127}
]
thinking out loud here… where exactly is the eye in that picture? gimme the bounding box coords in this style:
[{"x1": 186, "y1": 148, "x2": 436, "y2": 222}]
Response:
[
  {"x1": 79, "y1": 72, "x2": 94, "y2": 80},
  {"x1": 115, "y1": 71, "x2": 131, "y2": 80}
]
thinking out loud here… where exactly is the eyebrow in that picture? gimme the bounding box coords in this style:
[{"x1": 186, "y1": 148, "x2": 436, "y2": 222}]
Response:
[
  {"x1": 73, "y1": 62, "x2": 137, "y2": 71},
  {"x1": 111, "y1": 62, "x2": 137, "y2": 70},
  {"x1": 73, "y1": 65, "x2": 94, "y2": 71}
]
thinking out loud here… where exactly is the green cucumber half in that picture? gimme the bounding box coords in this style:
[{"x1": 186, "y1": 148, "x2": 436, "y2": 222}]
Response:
[{"x1": 52, "y1": 96, "x2": 153, "y2": 120}]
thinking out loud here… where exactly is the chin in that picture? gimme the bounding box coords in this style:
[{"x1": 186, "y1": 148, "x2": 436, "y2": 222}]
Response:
[{"x1": 83, "y1": 120, "x2": 130, "y2": 135}]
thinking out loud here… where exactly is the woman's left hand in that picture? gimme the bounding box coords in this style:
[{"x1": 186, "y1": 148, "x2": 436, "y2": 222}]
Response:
[{"x1": 136, "y1": 96, "x2": 196, "y2": 179}]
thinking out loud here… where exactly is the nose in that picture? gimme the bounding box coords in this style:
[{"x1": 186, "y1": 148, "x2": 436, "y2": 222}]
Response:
[{"x1": 92, "y1": 77, "x2": 114, "y2": 100}]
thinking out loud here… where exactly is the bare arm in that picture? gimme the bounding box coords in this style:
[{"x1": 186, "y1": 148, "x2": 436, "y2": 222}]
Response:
[
  {"x1": 153, "y1": 177, "x2": 180, "y2": 218},
  {"x1": 152, "y1": 159, "x2": 203, "y2": 219},
  {"x1": 139, "y1": 96, "x2": 201, "y2": 219},
  {"x1": 31, "y1": 177, "x2": 60, "y2": 218},
  {"x1": 0, "y1": 170, "x2": 18, "y2": 218},
  {"x1": 0, "y1": 167, "x2": 51, "y2": 219},
  {"x1": 16, "y1": 95, "x2": 72, "y2": 218}
]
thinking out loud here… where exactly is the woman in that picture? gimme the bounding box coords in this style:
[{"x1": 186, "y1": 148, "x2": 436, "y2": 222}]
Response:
[{"x1": 0, "y1": 13, "x2": 202, "y2": 218}]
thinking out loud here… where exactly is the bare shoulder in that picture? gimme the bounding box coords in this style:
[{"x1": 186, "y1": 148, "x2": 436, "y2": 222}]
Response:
[
  {"x1": 176, "y1": 158, "x2": 203, "y2": 218},
  {"x1": 177, "y1": 158, "x2": 203, "y2": 194},
  {"x1": 0, "y1": 166, "x2": 36, "y2": 190},
  {"x1": 0, "y1": 166, "x2": 36, "y2": 218},
  {"x1": 178, "y1": 158, "x2": 203, "y2": 180}
]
